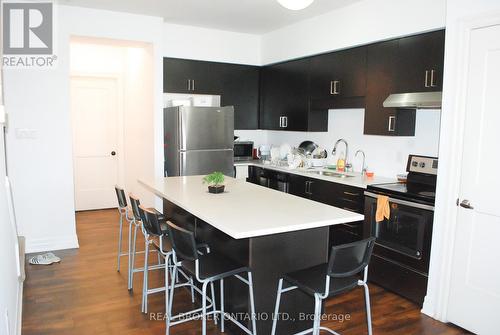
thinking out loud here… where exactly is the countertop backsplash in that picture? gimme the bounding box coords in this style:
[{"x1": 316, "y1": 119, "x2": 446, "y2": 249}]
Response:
[{"x1": 234, "y1": 108, "x2": 441, "y2": 179}]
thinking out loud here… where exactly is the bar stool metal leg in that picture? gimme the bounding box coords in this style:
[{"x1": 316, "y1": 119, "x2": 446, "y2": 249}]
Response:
[
  {"x1": 129, "y1": 223, "x2": 139, "y2": 290},
  {"x1": 312, "y1": 294, "x2": 322, "y2": 335},
  {"x1": 220, "y1": 279, "x2": 225, "y2": 333},
  {"x1": 362, "y1": 281, "x2": 373, "y2": 335},
  {"x1": 271, "y1": 278, "x2": 284, "y2": 335},
  {"x1": 201, "y1": 281, "x2": 210, "y2": 335},
  {"x1": 127, "y1": 218, "x2": 134, "y2": 289},
  {"x1": 117, "y1": 211, "x2": 124, "y2": 272},
  {"x1": 247, "y1": 272, "x2": 257, "y2": 335},
  {"x1": 142, "y1": 238, "x2": 150, "y2": 313},
  {"x1": 211, "y1": 282, "x2": 218, "y2": 325}
]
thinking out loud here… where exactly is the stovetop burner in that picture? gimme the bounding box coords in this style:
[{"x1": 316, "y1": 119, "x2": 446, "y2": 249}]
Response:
[{"x1": 367, "y1": 155, "x2": 438, "y2": 205}]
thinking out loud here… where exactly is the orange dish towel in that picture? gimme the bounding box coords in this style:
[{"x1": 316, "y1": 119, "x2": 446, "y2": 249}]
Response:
[{"x1": 376, "y1": 195, "x2": 390, "y2": 222}]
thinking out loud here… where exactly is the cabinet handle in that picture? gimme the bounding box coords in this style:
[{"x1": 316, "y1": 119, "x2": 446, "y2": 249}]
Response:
[
  {"x1": 187, "y1": 79, "x2": 191, "y2": 91},
  {"x1": 388, "y1": 116, "x2": 396, "y2": 132},
  {"x1": 279, "y1": 116, "x2": 283, "y2": 128},
  {"x1": 192, "y1": 79, "x2": 195, "y2": 91},
  {"x1": 343, "y1": 191, "x2": 360, "y2": 196},
  {"x1": 430, "y1": 70, "x2": 436, "y2": 87},
  {"x1": 424, "y1": 70, "x2": 430, "y2": 88},
  {"x1": 330, "y1": 80, "x2": 340, "y2": 95},
  {"x1": 283, "y1": 116, "x2": 288, "y2": 128}
]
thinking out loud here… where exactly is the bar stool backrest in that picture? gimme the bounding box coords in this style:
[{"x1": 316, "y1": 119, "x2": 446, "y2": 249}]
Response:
[
  {"x1": 129, "y1": 193, "x2": 141, "y2": 221},
  {"x1": 166, "y1": 221, "x2": 198, "y2": 261},
  {"x1": 327, "y1": 237, "x2": 376, "y2": 278},
  {"x1": 139, "y1": 205, "x2": 163, "y2": 236},
  {"x1": 115, "y1": 186, "x2": 127, "y2": 209}
]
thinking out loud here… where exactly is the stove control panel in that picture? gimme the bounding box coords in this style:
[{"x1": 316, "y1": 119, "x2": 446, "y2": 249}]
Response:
[{"x1": 407, "y1": 155, "x2": 438, "y2": 175}]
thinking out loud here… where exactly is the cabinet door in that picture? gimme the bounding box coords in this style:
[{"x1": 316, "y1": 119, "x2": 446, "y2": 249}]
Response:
[
  {"x1": 364, "y1": 40, "x2": 416, "y2": 136},
  {"x1": 216, "y1": 63, "x2": 260, "y2": 130},
  {"x1": 310, "y1": 47, "x2": 366, "y2": 101},
  {"x1": 163, "y1": 58, "x2": 217, "y2": 94},
  {"x1": 163, "y1": 58, "x2": 193, "y2": 93},
  {"x1": 288, "y1": 174, "x2": 310, "y2": 199},
  {"x1": 308, "y1": 179, "x2": 338, "y2": 206},
  {"x1": 260, "y1": 59, "x2": 310, "y2": 131},
  {"x1": 396, "y1": 30, "x2": 445, "y2": 93}
]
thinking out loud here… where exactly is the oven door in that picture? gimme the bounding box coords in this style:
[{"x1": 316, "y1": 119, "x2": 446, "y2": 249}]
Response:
[{"x1": 364, "y1": 191, "x2": 434, "y2": 273}]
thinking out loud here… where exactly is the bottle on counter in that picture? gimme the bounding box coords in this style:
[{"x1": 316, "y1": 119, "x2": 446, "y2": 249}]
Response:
[{"x1": 337, "y1": 151, "x2": 346, "y2": 172}]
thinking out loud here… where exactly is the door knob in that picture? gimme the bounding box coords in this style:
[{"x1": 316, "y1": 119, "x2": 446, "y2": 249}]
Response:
[
  {"x1": 459, "y1": 199, "x2": 474, "y2": 210},
  {"x1": 111, "y1": 151, "x2": 116, "y2": 156}
]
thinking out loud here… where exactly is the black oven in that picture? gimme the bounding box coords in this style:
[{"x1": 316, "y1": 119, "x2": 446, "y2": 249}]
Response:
[
  {"x1": 363, "y1": 155, "x2": 437, "y2": 306},
  {"x1": 234, "y1": 141, "x2": 253, "y2": 161},
  {"x1": 364, "y1": 192, "x2": 434, "y2": 273}
]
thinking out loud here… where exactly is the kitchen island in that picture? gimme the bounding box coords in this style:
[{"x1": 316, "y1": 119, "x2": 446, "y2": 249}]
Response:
[{"x1": 139, "y1": 176, "x2": 364, "y2": 334}]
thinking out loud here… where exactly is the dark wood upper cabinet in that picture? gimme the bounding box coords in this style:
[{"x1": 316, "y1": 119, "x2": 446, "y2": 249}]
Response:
[
  {"x1": 163, "y1": 58, "x2": 215, "y2": 94},
  {"x1": 260, "y1": 58, "x2": 326, "y2": 131},
  {"x1": 364, "y1": 40, "x2": 416, "y2": 136},
  {"x1": 396, "y1": 30, "x2": 445, "y2": 93},
  {"x1": 163, "y1": 58, "x2": 260, "y2": 129},
  {"x1": 164, "y1": 30, "x2": 444, "y2": 135},
  {"x1": 309, "y1": 46, "x2": 366, "y2": 109},
  {"x1": 211, "y1": 62, "x2": 260, "y2": 130}
]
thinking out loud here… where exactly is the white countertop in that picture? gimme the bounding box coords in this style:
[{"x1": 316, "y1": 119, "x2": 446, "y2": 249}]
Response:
[
  {"x1": 233, "y1": 160, "x2": 395, "y2": 189},
  {"x1": 139, "y1": 176, "x2": 364, "y2": 239}
]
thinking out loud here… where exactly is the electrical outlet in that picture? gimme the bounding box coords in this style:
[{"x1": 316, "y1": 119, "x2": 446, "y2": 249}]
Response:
[{"x1": 15, "y1": 128, "x2": 37, "y2": 139}]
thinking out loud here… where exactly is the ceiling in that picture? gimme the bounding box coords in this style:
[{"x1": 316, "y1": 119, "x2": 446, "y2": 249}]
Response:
[{"x1": 61, "y1": 0, "x2": 363, "y2": 34}]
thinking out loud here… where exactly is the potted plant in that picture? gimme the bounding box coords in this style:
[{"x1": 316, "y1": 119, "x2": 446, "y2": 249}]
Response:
[{"x1": 203, "y1": 172, "x2": 226, "y2": 194}]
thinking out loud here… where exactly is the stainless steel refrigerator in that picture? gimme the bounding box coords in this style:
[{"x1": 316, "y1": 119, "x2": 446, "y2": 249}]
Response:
[{"x1": 164, "y1": 106, "x2": 234, "y2": 177}]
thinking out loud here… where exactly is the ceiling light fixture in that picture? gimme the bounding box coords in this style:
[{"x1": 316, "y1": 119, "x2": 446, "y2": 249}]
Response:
[{"x1": 277, "y1": 0, "x2": 314, "y2": 11}]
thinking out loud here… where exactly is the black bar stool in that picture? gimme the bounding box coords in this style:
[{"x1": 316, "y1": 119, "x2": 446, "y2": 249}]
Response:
[
  {"x1": 114, "y1": 186, "x2": 133, "y2": 272},
  {"x1": 139, "y1": 206, "x2": 196, "y2": 314},
  {"x1": 271, "y1": 237, "x2": 376, "y2": 335},
  {"x1": 165, "y1": 220, "x2": 257, "y2": 335},
  {"x1": 127, "y1": 193, "x2": 164, "y2": 291}
]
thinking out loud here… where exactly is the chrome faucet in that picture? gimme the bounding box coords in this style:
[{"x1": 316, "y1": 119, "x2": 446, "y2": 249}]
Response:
[
  {"x1": 355, "y1": 149, "x2": 367, "y2": 176},
  {"x1": 332, "y1": 139, "x2": 351, "y2": 170}
]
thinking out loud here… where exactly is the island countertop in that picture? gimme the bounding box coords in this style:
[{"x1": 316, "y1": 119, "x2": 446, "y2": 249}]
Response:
[{"x1": 139, "y1": 175, "x2": 364, "y2": 239}]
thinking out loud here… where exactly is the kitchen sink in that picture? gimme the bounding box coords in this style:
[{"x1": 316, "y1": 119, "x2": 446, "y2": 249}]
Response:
[{"x1": 306, "y1": 170, "x2": 356, "y2": 178}]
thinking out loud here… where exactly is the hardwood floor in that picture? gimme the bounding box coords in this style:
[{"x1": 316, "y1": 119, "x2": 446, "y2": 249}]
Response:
[{"x1": 22, "y1": 209, "x2": 469, "y2": 335}]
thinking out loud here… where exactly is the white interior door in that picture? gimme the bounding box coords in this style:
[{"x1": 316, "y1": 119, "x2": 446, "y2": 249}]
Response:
[
  {"x1": 71, "y1": 76, "x2": 122, "y2": 211},
  {"x1": 447, "y1": 24, "x2": 500, "y2": 335}
]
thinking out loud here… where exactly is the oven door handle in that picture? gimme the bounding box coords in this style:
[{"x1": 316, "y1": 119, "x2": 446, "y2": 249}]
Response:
[{"x1": 364, "y1": 191, "x2": 435, "y2": 211}]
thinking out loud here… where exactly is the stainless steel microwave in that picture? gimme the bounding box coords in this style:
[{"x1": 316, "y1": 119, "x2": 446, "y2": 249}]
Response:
[{"x1": 234, "y1": 141, "x2": 253, "y2": 161}]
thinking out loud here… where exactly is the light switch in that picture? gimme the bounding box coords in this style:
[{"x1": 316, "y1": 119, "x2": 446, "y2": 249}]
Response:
[{"x1": 15, "y1": 128, "x2": 38, "y2": 139}]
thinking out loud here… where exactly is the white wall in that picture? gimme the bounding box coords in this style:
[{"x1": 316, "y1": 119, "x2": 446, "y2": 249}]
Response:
[
  {"x1": 163, "y1": 23, "x2": 261, "y2": 65},
  {"x1": 3, "y1": 5, "x2": 164, "y2": 253},
  {"x1": 261, "y1": 0, "x2": 446, "y2": 64},
  {"x1": 70, "y1": 40, "x2": 156, "y2": 208}
]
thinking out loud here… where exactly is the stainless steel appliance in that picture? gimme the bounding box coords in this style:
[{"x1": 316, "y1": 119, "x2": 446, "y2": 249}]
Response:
[
  {"x1": 164, "y1": 106, "x2": 234, "y2": 177},
  {"x1": 234, "y1": 141, "x2": 254, "y2": 161},
  {"x1": 364, "y1": 154, "x2": 437, "y2": 306}
]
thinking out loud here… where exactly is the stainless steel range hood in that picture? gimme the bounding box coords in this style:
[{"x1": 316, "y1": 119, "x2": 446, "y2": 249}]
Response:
[{"x1": 383, "y1": 92, "x2": 442, "y2": 109}]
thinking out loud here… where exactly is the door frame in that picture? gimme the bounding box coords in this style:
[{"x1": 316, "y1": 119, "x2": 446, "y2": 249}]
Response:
[
  {"x1": 69, "y1": 73, "x2": 125, "y2": 210},
  {"x1": 423, "y1": 11, "x2": 500, "y2": 322}
]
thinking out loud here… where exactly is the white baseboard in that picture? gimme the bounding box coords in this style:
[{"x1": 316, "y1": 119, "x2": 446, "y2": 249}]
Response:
[
  {"x1": 16, "y1": 282, "x2": 23, "y2": 335},
  {"x1": 25, "y1": 234, "x2": 79, "y2": 254}
]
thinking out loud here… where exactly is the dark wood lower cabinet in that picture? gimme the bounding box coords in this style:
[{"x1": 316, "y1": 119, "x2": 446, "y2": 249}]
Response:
[{"x1": 248, "y1": 166, "x2": 366, "y2": 248}]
